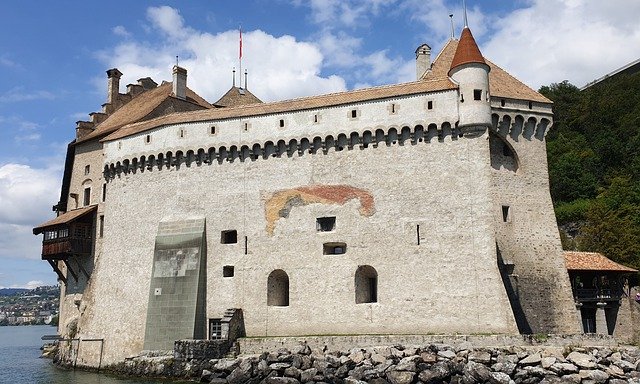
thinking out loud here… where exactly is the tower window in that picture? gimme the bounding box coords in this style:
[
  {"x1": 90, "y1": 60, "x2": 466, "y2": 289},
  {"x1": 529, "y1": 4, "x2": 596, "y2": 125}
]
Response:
[
  {"x1": 145, "y1": 135, "x2": 151, "y2": 144},
  {"x1": 84, "y1": 165, "x2": 90, "y2": 175},
  {"x1": 427, "y1": 100, "x2": 433, "y2": 110},
  {"x1": 210, "y1": 125, "x2": 216, "y2": 135},
  {"x1": 221, "y1": 230, "x2": 238, "y2": 244},
  {"x1": 279, "y1": 119, "x2": 284, "y2": 128},
  {"x1": 316, "y1": 217, "x2": 336, "y2": 232},
  {"x1": 223, "y1": 266, "x2": 234, "y2": 277},
  {"x1": 502, "y1": 205, "x2": 511, "y2": 223},
  {"x1": 474, "y1": 89, "x2": 482, "y2": 101},
  {"x1": 102, "y1": 183, "x2": 106, "y2": 202},
  {"x1": 83, "y1": 187, "x2": 91, "y2": 206},
  {"x1": 390, "y1": 103, "x2": 396, "y2": 114},
  {"x1": 313, "y1": 114, "x2": 319, "y2": 123},
  {"x1": 351, "y1": 109, "x2": 357, "y2": 118},
  {"x1": 501, "y1": 99, "x2": 506, "y2": 107},
  {"x1": 323, "y1": 242, "x2": 346, "y2": 255},
  {"x1": 99, "y1": 215, "x2": 104, "y2": 238},
  {"x1": 179, "y1": 129, "x2": 184, "y2": 138},
  {"x1": 528, "y1": 101, "x2": 533, "y2": 109}
]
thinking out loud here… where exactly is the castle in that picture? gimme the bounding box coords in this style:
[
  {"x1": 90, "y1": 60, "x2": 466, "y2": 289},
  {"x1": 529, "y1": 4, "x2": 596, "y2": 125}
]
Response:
[{"x1": 34, "y1": 23, "x2": 589, "y2": 366}]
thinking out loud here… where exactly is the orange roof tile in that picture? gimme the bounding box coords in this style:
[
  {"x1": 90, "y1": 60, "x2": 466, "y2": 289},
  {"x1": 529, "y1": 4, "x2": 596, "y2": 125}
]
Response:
[
  {"x1": 564, "y1": 251, "x2": 637, "y2": 273},
  {"x1": 424, "y1": 39, "x2": 551, "y2": 103},
  {"x1": 102, "y1": 78, "x2": 457, "y2": 142},
  {"x1": 449, "y1": 27, "x2": 486, "y2": 72},
  {"x1": 77, "y1": 83, "x2": 212, "y2": 144}
]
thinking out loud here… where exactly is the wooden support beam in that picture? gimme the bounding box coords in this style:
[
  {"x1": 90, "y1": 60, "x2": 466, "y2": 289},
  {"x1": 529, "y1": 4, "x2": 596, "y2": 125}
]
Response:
[
  {"x1": 47, "y1": 260, "x2": 67, "y2": 284},
  {"x1": 63, "y1": 259, "x2": 79, "y2": 283}
]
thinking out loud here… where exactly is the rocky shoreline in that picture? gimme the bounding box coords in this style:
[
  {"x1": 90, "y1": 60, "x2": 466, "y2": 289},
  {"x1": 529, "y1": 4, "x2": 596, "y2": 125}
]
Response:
[{"x1": 86, "y1": 342, "x2": 640, "y2": 383}]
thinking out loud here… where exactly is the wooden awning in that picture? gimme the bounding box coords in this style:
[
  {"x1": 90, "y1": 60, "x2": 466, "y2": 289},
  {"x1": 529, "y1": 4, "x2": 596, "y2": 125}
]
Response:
[{"x1": 33, "y1": 205, "x2": 97, "y2": 235}]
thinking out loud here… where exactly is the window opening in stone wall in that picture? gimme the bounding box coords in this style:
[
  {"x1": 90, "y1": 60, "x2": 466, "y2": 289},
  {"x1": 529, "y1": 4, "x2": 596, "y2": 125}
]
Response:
[
  {"x1": 323, "y1": 242, "x2": 346, "y2": 255},
  {"x1": 221, "y1": 230, "x2": 238, "y2": 244},
  {"x1": 502, "y1": 205, "x2": 511, "y2": 223},
  {"x1": 355, "y1": 265, "x2": 378, "y2": 304},
  {"x1": 501, "y1": 99, "x2": 506, "y2": 107},
  {"x1": 223, "y1": 265, "x2": 234, "y2": 277},
  {"x1": 416, "y1": 225, "x2": 420, "y2": 245},
  {"x1": 316, "y1": 217, "x2": 336, "y2": 232},
  {"x1": 210, "y1": 126, "x2": 216, "y2": 135},
  {"x1": 391, "y1": 103, "x2": 396, "y2": 113},
  {"x1": 209, "y1": 318, "x2": 222, "y2": 340},
  {"x1": 460, "y1": 94, "x2": 464, "y2": 103},
  {"x1": 102, "y1": 183, "x2": 106, "y2": 202},
  {"x1": 314, "y1": 114, "x2": 318, "y2": 123},
  {"x1": 244, "y1": 236, "x2": 248, "y2": 255},
  {"x1": 179, "y1": 129, "x2": 184, "y2": 138},
  {"x1": 279, "y1": 119, "x2": 284, "y2": 128},
  {"x1": 528, "y1": 101, "x2": 533, "y2": 109},
  {"x1": 267, "y1": 269, "x2": 289, "y2": 306},
  {"x1": 84, "y1": 165, "x2": 90, "y2": 175},
  {"x1": 244, "y1": 122, "x2": 248, "y2": 131},
  {"x1": 474, "y1": 89, "x2": 482, "y2": 101},
  {"x1": 83, "y1": 187, "x2": 91, "y2": 206},
  {"x1": 427, "y1": 100, "x2": 433, "y2": 110},
  {"x1": 351, "y1": 109, "x2": 357, "y2": 118},
  {"x1": 99, "y1": 215, "x2": 104, "y2": 238},
  {"x1": 145, "y1": 134, "x2": 151, "y2": 143}
]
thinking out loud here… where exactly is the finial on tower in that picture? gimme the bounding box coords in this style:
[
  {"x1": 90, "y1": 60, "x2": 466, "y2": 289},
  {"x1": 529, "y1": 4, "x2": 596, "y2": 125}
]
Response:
[
  {"x1": 449, "y1": 14, "x2": 455, "y2": 39},
  {"x1": 244, "y1": 69, "x2": 248, "y2": 90},
  {"x1": 176, "y1": 55, "x2": 179, "y2": 66},
  {"x1": 463, "y1": 0, "x2": 468, "y2": 28},
  {"x1": 233, "y1": 67, "x2": 236, "y2": 87}
]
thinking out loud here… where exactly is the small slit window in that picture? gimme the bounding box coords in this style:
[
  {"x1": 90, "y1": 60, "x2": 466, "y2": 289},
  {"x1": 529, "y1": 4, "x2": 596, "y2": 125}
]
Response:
[
  {"x1": 528, "y1": 101, "x2": 533, "y2": 109},
  {"x1": 279, "y1": 119, "x2": 284, "y2": 128},
  {"x1": 502, "y1": 205, "x2": 511, "y2": 223},
  {"x1": 99, "y1": 215, "x2": 104, "y2": 238},
  {"x1": 427, "y1": 100, "x2": 433, "y2": 110},
  {"x1": 313, "y1": 114, "x2": 319, "y2": 123},
  {"x1": 223, "y1": 266, "x2": 234, "y2": 277},
  {"x1": 500, "y1": 99, "x2": 506, "y2": 107},
  {"x1": 179, "y1": 129, "x2": 184, "y2": 138},
  {"x1": 323, "y1": 242, "x2": 346, "y2": 255},
  {"x1": 316, "y1": 217, "x2": 336, "y2": 232},
  {"x1": 145, "y1": 135, "x2": 151, "y2": 144},
  {"x1": 351, "y1": 109, "x2": 357, "y2": 118},
  {"x1": 84, "y1": 165, "x2": 90, "y2": 175},
  {"x1": 390, "y1": 103, "x2": 396, "y2": 114},
  {"x1": 244, "y1": 122, "x2": 249, "y2": 131},
  {"x1": 210, "y1": 126, "x2": 216, "y2": 135},
  {"x1": 221, "y1": 230, "x2": 238, "y2": 244},
  {"x1": 474, "y1": 89, "x2": 482, "y2": 101}
]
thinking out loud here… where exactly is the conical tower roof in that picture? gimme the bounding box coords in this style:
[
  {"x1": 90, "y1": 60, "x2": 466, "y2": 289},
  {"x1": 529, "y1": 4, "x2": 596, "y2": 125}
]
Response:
[{"x1": 449, "y1": 27, "x2": 487, "y2": 75}]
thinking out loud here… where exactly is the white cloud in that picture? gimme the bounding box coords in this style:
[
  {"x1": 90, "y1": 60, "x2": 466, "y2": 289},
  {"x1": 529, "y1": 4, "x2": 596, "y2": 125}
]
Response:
[
  {"x1": 112, "y1": 25, "x2": 130, "y2": 38},
  {"x1": 25, "y1": 280, "x2": 45, "y2": 289},
  {"x1": 481, "y1": 0, "x2": 640, "y2": 89},
  {"x1": 97, "y1": 6, "x2": 347, "y2": 102},
  {"x1": 0, "y1": 87, "x2": 55, "y2": 102}
]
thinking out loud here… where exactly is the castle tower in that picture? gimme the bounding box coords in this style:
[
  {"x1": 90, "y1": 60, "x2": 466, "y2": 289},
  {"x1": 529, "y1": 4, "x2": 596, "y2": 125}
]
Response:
[
  {"x1": 448, "y1": 27, "x2": 492, "y2": 134},
  {"x1": 415, "y1": 43, "x2": 431, "y2": 80}
]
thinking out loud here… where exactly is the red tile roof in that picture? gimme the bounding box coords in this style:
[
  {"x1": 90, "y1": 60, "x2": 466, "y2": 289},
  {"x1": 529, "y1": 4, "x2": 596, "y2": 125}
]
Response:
[
  {"x1": 449, "y1": 27, "x2": 486, "y2": 73},
  {"x1": 564, "y1": 251, "x2": 637, "y2": 273}
]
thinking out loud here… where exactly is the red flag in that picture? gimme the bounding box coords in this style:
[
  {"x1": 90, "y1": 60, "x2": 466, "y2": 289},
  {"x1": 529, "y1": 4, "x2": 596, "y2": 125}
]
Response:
[{"x1": 239, "y1": 27, "x2": 243, "y2": 59}]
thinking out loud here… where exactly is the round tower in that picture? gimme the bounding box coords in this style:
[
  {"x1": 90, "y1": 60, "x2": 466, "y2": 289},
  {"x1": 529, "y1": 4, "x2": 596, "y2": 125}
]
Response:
[{"x1": 448, "y1": 27, "x2": 492, "y2": 135}]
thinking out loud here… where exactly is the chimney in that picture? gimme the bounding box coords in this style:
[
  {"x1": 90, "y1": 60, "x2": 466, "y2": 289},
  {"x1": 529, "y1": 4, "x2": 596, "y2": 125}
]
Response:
[
  {"x1": 415, "y1": 44, "x2": 431, "y2": 80},
  {"x1": 172, "y1": 65, "x2": 187, "y2": 100},
  {"x1": 106, "y1": 68, "x2": 123, "y2": 105}
]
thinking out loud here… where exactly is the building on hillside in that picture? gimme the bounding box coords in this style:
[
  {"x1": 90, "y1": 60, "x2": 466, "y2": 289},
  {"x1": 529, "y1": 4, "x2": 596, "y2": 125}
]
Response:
[
  {"x1": 564, "y1": 251, "x2": 638, "y2": 336},
  {"x1": 34, "y1": 23, "x2": 587, "y2": 367}
]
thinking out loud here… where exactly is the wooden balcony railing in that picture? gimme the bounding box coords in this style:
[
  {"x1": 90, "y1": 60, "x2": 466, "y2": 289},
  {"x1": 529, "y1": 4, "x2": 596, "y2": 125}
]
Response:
[
  {"x1": 42, "y1": 236, "x2": 92, "y2": 259},
  {"x1": 575, "y1": 288, "x2": 623, "y2": 301}
]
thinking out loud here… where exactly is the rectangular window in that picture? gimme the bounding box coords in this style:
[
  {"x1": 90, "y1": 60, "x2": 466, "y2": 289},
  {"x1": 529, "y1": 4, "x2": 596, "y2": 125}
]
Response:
[
  {"x1": 209, "y1": 319, "x2": 222, "y2": 340},
  {"x1": 279, "y1": 119, "x2": 285, "y2": 128},
  {"x1": 316, "y1": 217, "x2": 336, "y2": 232},
  {"x1": 145, "y1": 135, "x2": 151, "y2": 143},
  {"x1": 210, "y1": 125, "x2": 216, "y2": 135},
  {"x1": 351, "y1": 109, "x2": 357, "y2": 118},
  {"x1": 221, "y1": 230, "x2": 238, "y2": 244},
  {"x1": 323, "y1": 242, "x2": 346, "y2": 255},
  {"x1": 84, "y1": 165, "x2": 90, "y2": 175},
  {"x1": 314, "y1": 114, "x2": 318, "y2": 123},
  {"x1": 44, "y1": 230, "x2": 58, "y2": 241},
  {"x1": 99, "y1": 215, "x2": 104, "y2": 238},
  {"x1": 390, "y1": 103, "x2": 396, "y2": 114},
  {"x1": 223, "y1": 265, "x2": 234, "y2": 277},
  {"x1": 502, "y1": 205, "x2": 511, "y2": 222},
  {"x1": 83, "y1": 187, "x2": 91, "y2": 206},
  {"x1": 427, "y1": 100, "x2": 433, "y2": 110},
  {"x1": 474, "y1": 89, "x2": 482, "y2": 100},
  {"x1": 58, "y1": 228, "x2": 69, "y2": 238},
  {"x1": 102, "y1": 183, "x2": 106, "y2": 202}
]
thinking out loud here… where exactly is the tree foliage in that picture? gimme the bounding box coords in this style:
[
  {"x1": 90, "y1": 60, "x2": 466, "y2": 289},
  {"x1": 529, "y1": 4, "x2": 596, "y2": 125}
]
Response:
[{"x1": 541, "y1": 72, "x2": 640, "y2": 271}]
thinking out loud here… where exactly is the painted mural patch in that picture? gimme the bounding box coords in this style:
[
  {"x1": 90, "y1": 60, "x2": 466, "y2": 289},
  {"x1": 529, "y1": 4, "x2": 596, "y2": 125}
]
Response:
[
  {"x1": 264, "y1": 185, "x2": 375, "y2": 235},
  {"x1": 153, "y1": 247, "x2": 200, "y2": 277}
]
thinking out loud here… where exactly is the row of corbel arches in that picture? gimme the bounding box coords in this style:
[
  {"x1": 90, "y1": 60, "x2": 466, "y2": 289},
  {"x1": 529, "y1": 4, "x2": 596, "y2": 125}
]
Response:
[
  {"x1": 491, "y1": 113, "x2": 552, "y2": 141},
  {"x1": 104, "y1": 122, "x2": 459, "y2": 180}
]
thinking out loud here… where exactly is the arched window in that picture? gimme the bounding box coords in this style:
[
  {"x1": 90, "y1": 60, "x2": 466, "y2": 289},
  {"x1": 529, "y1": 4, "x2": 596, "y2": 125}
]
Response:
[
  {"x1": 267, "y1": 269, "x2": 289, "y2": 307},
  {"x1": 355, "y1": 265, "x2": 377, "y2": 304}
]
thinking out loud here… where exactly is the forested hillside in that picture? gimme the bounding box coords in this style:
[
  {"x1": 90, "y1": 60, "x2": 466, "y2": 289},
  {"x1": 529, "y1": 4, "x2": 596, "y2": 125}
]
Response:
[{"x1": 540, "y1": 72, "x2": 640, "y2": 271}]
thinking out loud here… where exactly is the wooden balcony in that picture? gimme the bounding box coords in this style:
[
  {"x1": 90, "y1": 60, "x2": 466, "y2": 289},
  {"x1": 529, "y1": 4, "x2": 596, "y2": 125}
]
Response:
[
  {"x1": 574, "y1": 288, "x2": 623, "y2": 302},
  {"x1": 41, "y1": 236, "x2": 93, "y2": 260}
]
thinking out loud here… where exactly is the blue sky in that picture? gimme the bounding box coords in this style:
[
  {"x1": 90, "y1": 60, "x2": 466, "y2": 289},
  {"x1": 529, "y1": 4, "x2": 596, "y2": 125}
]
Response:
[{"x1": 1, "y1": 0, "x2": 639, "y2": 288}]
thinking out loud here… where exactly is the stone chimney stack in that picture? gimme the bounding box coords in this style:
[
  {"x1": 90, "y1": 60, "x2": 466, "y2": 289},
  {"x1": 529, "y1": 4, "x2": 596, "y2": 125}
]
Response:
[
  {"x1": 106, "y1": 68, "x2": 123, "y2": 105},
  {"x1": 172, "y1": 65, "x2": 187, "y2": 100},
  {"x1": 415, "y1": 44, "x2": 431, "y2": 80}
]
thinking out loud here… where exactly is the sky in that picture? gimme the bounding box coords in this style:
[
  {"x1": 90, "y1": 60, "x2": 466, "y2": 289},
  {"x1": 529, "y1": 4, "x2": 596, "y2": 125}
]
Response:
[{"x1": 1, "y1": 0, "x2": 639, "y2": 289}]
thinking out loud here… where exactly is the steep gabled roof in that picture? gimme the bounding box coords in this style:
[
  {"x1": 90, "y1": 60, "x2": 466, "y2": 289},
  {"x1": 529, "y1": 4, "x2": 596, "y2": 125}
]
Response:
[
  {"x1": 449, "y1": 27, "x2": 487, "y2": 72},
  {"x1": 33, "y1": 205, "x2": 97, "y2": 234},
  {"x1": 77, "y1": 82, "x2": 212, "y2": 144},
  {"x1": 214, "y1": 86, "x2": 263, "y2": 107},
  {"x1": 564, "y1": 251, "x2": 638, "y2": 273},
  {"x1": 424, "y1": 39, "x2": 551, "y2": 103},
  {"x1": 102, "y1": 78, "x2": 456, "y2": 142}
]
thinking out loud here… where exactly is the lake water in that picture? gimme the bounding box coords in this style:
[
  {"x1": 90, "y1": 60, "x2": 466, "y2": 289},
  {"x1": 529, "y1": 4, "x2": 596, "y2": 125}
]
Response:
[{"x1": 0, "y1": 325, "x2": 188, "y2": 384}]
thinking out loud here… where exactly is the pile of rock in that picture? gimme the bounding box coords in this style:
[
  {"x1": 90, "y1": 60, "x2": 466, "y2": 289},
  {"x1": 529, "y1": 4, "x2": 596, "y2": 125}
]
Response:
[{"x1": 195, "y1": 343, "x2": 640, "y2": 384}]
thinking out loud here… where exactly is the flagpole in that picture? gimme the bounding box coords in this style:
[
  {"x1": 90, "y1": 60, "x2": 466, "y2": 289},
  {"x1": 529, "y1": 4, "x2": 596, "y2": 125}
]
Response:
[{"x1": 239, "y1": 25, "x2": 243, "y2": 88}]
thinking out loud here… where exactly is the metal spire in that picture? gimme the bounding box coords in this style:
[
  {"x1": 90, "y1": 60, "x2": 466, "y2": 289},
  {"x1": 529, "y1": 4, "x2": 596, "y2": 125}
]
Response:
[
  {"x1": 232, "y1": 67, "x2": 236, "y2": 87},
  {"x1": 449, "y1": 14, "x2": 454, "y2": 39},
  {"x1": 463, "y1": 0, "x2": 468, "y2": 28}
]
